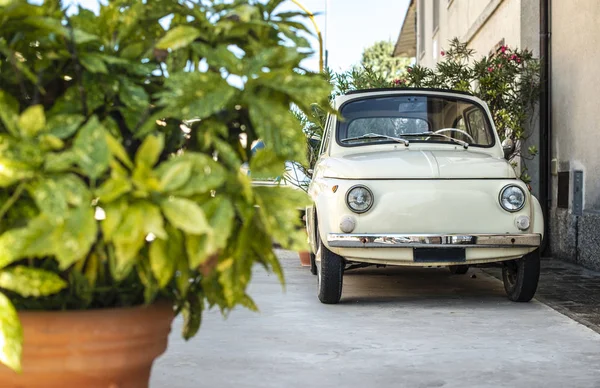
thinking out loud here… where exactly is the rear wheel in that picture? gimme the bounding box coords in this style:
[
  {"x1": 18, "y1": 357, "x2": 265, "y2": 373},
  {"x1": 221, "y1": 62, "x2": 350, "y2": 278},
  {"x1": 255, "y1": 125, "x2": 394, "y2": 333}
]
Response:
[
  {"x1": 317, "y1": 240, "x2": 344, "y2": 304},
  {"x1": 448, "y1": 265, "x2": 469, "y2": 275},
  {"x1": 502, "y1": 249, "x2": 541, "y2": 302}
]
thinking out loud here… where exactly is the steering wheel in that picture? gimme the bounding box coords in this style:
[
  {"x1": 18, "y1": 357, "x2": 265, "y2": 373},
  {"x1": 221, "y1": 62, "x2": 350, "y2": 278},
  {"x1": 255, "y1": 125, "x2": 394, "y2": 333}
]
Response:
[{"x1": 432, "y1": 128, "x2": 476, "y2": 143}]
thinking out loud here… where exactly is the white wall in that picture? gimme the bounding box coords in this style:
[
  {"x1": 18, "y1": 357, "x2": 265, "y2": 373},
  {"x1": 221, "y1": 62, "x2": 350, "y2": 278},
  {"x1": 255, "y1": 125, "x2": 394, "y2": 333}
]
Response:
[{"x1": 551, "y1": 0, "x2": 600, "y2": 210}]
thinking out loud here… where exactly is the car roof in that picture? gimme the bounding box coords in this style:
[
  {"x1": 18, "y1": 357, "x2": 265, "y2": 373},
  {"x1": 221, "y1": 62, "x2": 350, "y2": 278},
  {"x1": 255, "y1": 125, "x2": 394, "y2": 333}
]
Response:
[{"x1": 334, "y1": 88, "x2": 486, "y2": 108}]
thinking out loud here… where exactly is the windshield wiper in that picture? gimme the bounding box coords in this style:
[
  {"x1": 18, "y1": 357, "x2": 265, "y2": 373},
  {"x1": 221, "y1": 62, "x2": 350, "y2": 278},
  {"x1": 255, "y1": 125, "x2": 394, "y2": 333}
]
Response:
[
  {"x1": 341, "y1": 133, "x2": 409, "y2": 146},
  {"x1": 401, "y1": 132, "x2": 469, "y2": 149}
]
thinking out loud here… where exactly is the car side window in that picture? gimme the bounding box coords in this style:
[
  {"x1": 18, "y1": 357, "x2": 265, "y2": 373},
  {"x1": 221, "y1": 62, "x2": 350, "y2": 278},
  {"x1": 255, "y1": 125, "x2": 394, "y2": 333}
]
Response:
[
  {"x1": 466, "y1": 109, "x2": 491, "y2": 144},
  {"x1": 320, "y1": 115, "x2": 332, "y2": 156}
]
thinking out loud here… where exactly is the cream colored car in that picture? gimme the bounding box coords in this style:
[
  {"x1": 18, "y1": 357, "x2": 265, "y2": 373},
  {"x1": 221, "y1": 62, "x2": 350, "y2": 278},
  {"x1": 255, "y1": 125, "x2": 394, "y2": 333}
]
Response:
[{"x1": 305, "y1": 88, "x2": 543, "y2": 304}]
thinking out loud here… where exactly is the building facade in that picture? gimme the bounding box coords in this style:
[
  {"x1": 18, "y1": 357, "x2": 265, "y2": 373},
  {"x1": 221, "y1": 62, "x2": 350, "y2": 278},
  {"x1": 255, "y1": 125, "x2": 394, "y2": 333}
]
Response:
[{"x1": 394, "y1": 0, "x2": 600, "y2": 270}]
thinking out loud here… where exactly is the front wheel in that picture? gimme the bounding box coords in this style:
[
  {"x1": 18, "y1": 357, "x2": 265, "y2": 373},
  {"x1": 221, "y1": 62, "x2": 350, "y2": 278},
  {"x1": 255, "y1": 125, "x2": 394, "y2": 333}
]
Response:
[
  {"x1": 502, "y1": 249, "x2": 541, "y2": 302},
  {"x1": 317, "y1": 240, "x2": 344, "y2": 304},
  {"x1": 309, "y1": 252, "x2": 317, "y2": 275}
]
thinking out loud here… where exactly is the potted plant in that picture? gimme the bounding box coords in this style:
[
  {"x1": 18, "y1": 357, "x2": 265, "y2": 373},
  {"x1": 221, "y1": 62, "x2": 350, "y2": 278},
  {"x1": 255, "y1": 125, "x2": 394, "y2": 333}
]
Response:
[{"x1": 0, "y1": 0, "x2": 331, "y2": 386}]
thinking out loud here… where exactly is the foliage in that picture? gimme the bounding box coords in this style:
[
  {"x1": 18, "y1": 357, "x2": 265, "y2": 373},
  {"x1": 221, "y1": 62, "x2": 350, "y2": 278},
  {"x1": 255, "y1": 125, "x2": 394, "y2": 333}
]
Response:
[
  {"x1": 396, "y1": 38, "x2": 541, "y2": 182},
  {"x1": 0, "y1": 0, "x2": 331, "y2": 372},
  {"x1": 357, "y1": 40, "x2": 411, "y2": 83},
  {"x1": 293, "y1": 39, "x2": 540, "y2": 187}
]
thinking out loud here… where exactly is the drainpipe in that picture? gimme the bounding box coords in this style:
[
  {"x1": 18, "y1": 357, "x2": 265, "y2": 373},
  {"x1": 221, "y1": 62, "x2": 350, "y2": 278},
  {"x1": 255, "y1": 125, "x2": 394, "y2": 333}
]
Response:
[{"x1": 539, "y1": 0, "x2": 551, "y2": 255}]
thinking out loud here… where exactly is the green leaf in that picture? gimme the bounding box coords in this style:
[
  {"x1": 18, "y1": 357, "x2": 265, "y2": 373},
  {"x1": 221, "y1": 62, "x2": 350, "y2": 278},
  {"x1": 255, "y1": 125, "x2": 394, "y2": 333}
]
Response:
[
  {"x1": 39, "y1": 134, "x2": 65, "y2": 151},
  {"x1": 161, "y1": 197, "x2": 210, "y2": 235},
  {"x1": 0, "y1": 292, "x2": 22, "y2": 373},
  {"x1": 111, "y1": 203, "x2": 148, "y2": 279},
  {"x1": 0, "y1": 91, "x2": 19, "y2": 136},
  {"x1": 105, "y1": 132, "x2": 133, "y2": 169},
  {"x1": 0, "y1": 216, "x2": 55, "y2": 269},
  {"x1": 186, "y1": 197, "x2": 234, "y2": 268},
  {"x1": 119, "y1": 79, "x2": 149, "y2": 111},
  {"x1": 73, "y1": 116, "x2": 110, "y2": 179},
  {"x1": 46, "y1": 114, "x2": 85, "y2": 139},
  {"x1": 27, "y1": 178, "x2": 68, "y2": 219},
  {"x1": 157, "y1": 160, "x2": 192, "y2": 192},
  {"x1": 139, "y1": 202, "x2": 167, "y2": 240},
  {"x1": 95, "y1": 175, "x2": 132, "y2": 203},
  {"x1": 52, "y1": 206, "x2": 98, "y2": 269},
  {"x1": 169, "y1": 153, "x2": 227, "y2": 196},
  {"x1": 156, "y1": 26, "x2": 201, "y2": 50},
  {"x1": 44, "y1": 150, "x2": 77, "y2": 172},
  {"x1": 120, "y1": 42, "x2": 146, "y2": 59},
  {"x1": 28, "y1": 175, "x2": 91, "y2": 218},
  {"x1": 135, "y1": 133, "x2": 164, "y2": 168},
  {"x1": 181, "y1": 292, "x2": 203, "y2": 340},
  {"x1": 149, "y1": 238, "x2": 175, "y2": 288},
  {"x1": 101, "y1": 199, "x2": 126, "y2": 242},
  {"x1": 0, "y1": 266, "x2": 67, "y2": 297},
  {"x1": 80, "y1": 53, "x2": 108, "y2": 74},
  {"x1": 18, "y1": 105, "x2": 45, "y2": 138}
]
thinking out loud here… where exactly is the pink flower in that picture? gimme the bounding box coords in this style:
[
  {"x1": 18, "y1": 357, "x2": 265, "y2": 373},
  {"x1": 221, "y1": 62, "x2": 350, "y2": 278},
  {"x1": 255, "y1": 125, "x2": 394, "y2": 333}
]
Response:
[
  {"x1": 440, "y1": 50, "x2": 445, "y2": 56},
  {"x1": 394, "y1": 79, "x2": 401, "y2": 85},
  {"x1": 500, "y1": 45, "x2": 507, "y2": 53},
  {"x1": 516, "y1": 58, "x2": 521, "y2": 63},
  {"x1": 487, "y1": 66, "x2": 494, "y2": 72},
  {"x1": 510, "y1": 54, "x2": 518, "y2": 61},
  {"x1": 407, "y1": 67, "x2": 412, "y2": 73}
]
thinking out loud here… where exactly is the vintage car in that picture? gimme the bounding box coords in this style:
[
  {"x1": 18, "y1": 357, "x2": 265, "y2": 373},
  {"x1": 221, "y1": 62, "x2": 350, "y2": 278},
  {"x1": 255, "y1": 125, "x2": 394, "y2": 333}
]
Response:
[{"x1": 305, "y1": 88, "x2": 543, "y2": 304}]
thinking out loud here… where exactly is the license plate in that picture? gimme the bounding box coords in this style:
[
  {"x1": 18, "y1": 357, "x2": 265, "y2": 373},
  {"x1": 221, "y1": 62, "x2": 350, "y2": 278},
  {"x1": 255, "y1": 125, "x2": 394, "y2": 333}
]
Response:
[{"x1": 413, "y1": 248, "x2": 466, "y2": 263}]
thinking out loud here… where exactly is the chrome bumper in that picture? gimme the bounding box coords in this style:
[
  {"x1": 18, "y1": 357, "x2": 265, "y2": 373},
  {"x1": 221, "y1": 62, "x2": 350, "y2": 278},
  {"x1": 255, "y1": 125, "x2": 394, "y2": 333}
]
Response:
[{"x1": 327, "y1": 233, "x2": 541, "y2": 248}]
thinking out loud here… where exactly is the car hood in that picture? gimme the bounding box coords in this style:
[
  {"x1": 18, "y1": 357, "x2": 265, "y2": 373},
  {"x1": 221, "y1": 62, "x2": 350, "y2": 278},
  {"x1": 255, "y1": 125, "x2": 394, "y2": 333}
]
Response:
[{"x1": 320, "y1": 149, "x2": 515, "y2": 179}]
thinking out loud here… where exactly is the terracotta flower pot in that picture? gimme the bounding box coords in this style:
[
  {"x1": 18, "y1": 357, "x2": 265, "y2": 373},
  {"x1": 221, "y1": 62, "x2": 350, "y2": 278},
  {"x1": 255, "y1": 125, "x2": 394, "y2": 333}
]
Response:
[
  {"x1": 299, "y1": 250, "x2": 311, "y2": 266},
  {"x1": 0, "y1": 302, "x2": 174, "y2": 388}
]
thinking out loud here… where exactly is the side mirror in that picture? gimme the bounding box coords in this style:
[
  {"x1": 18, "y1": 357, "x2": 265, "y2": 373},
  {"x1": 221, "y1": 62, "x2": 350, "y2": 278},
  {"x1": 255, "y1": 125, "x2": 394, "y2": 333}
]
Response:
[{"x1": 502, "y1": 138, "x2": 515, "y2": 159}]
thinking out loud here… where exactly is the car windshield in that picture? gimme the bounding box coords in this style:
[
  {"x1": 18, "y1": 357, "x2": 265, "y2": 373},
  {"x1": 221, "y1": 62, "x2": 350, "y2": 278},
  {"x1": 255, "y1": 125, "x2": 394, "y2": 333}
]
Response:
[{"x1": 337, "y1": 94, "x2": 494, "y2": 147}]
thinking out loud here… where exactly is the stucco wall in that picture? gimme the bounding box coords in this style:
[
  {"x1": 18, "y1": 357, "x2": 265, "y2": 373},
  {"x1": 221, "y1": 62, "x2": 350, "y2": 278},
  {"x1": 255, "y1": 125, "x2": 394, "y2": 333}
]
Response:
[{"x1": 551, "y1": 0, "x2": 600, "y2": 211}]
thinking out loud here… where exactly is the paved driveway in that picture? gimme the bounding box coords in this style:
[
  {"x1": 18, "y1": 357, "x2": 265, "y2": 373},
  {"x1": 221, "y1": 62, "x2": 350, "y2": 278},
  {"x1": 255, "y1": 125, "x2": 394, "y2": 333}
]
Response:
[{"x1": 151, "y1": 250, "x2": 600, "y2": 388}]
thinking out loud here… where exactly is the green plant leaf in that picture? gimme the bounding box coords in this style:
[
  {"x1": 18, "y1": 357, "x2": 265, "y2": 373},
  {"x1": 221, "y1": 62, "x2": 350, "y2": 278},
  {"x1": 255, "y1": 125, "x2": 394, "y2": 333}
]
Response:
[
  {"x1": 119, "y1": 79, "x2": 149, "y2": 111},
  {"x1": 157, "y1": 160, "x2": 192, "y2": 192},
  {"x1": 135, "y1": 133, "x2": 164, "y2": 168},
  {"x1": 155, "y1": 26, "x2": 201, "y2": 50},
  {"x1": 149, "y1": 238, "x2": 174, "y2": 288},
  {"x1": 139, "y1": 202, "x2": 167, "y2": 240},
  {"x1": 101, "y1": 199, "x2": 126, "y2": 242},
  {"x1": 0, "y1": 91, "x2": 19, "y2": 136},
  {"x1": 0, "y1": 292, "x2": 22, "y2": 373},
  {"x1": 186, "y1": 197, "x2": 234, "y2": 268},
  {"x1": 181, "y1": 291, "x2": 203, "y2": 340},
  {"x1": 46, "y1": 114, "x2": 85, "y2": 139},
  {"x1": 95, "y1": 175, "x2": 132, "y2": 203},
  {"x1": 111, "y1": 203, "x2": 147, "y2": 279},
  {"x1": 73, "y1": 116, "x2": 110, "y2": 179},
  {"x1": 0, "y1": 266, "x2": 67, "y2": 297},
  {"x1": 80, "y1": 53, "x2": 108, "y2": 74},
  {"x1": 161, "y1": 197, "x2": 210, "y2": 235},
  {"x1": 44, "y1": 150, "x2": 77, "y2": 172},
  {"x1": 168, "y1": 153, "x2": 227, "y2": 196},
  {"x1": 52, "y1": 206, "x2": 98, "y2": 269},
  {"x1": 18, "y1": 105, "x2": 46, "y2": 138}
]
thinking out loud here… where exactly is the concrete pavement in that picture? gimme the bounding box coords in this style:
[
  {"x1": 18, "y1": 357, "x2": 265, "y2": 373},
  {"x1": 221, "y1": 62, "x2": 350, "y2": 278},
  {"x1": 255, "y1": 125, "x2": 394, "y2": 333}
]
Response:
[{"x1": 151, "y1": 250, "x2": 600, "y2": 388}]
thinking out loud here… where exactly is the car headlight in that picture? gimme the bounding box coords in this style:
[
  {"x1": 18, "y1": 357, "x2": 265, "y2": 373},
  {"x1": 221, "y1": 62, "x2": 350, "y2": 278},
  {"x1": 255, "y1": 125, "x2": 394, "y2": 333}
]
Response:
[
  {"x1": 499, "y1": 185, "x2": 526, "y2": 212},
  {"x1": 346, "y1": 185, "x2": 374, "y2": 213}
]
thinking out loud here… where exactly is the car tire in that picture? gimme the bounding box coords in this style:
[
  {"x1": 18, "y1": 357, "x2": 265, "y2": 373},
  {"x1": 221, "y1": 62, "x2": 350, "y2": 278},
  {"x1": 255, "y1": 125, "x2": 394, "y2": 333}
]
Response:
[
  {"x1": 502, "y1": 249, "x2": 540, "y2": 302},
  {"x1": 310, "y1": 252, "x2": 317, "y2": 275},
  {"x1": 317, "y1": 240, "x2": 344, "y2": 304},
  {"x1": 448, "y1": 265, "x2": 469, "y2": 275}
]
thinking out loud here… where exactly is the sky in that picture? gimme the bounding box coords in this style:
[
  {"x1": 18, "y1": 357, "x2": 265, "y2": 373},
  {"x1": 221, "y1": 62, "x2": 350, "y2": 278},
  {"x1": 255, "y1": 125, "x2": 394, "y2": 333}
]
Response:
[{"x1": 60, "y1": 0, "x2": 411, "y2": 73}]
